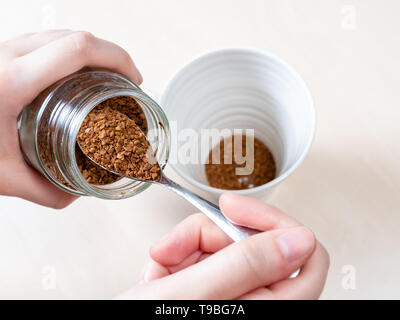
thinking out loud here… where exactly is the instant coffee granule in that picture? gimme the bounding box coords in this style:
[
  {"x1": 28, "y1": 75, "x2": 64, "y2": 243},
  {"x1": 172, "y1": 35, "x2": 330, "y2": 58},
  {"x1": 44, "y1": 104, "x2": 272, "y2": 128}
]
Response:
[
  {"x1": 77, "y1": 105, "x2": 161, "y2": 181},
  {"x1": 97, "y1": 96, "x2": 148, "y2": 134},
  {"x1": 205, "y1": 135, "x2": 276, "y2": 190},
  {"x1": 76, "y1": 146, "x2": 120, "y2": 185},
  {"x1": 75, "y1": 96, "x2": 149, "y2": 185}
]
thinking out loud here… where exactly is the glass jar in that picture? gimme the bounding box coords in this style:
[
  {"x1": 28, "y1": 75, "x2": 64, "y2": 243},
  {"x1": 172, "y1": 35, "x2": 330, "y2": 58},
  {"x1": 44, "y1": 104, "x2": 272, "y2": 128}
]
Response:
[{"x1": 17, "y1": 68, "x2": 170, "y2": 199}]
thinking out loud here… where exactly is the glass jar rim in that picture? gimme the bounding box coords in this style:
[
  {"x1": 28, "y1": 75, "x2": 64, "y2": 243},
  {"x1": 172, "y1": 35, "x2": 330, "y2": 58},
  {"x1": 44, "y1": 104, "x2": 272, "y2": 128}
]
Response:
[{"x1": 57, "y1": 87, "x2": 170, "y2": 199}]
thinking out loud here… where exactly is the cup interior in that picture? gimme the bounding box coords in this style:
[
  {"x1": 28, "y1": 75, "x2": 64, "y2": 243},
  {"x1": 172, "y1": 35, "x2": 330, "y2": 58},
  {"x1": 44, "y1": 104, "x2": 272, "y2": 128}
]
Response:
[{"x1": 160, "y1": 48, "x2": 315, "y2": 194}]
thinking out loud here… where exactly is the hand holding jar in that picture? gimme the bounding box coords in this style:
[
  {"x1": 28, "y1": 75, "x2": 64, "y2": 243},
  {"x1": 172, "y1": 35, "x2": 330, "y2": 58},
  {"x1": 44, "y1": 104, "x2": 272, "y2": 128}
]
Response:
[{"x1": 0, "y1": 30, "x2": 143, "y2": 208}]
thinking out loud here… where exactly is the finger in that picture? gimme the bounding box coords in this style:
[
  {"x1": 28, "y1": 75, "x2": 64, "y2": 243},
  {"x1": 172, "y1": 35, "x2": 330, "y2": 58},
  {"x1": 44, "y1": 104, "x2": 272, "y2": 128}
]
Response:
[
  {"x1": 134, "y1": 226, "x2": 316, "y2": 299},
  {"x1": 0, "y1": 121, "x2": 76, "y2": 209},
  {"x1": 1, "y1": 30, "x2": 74, "y2": 58},
  {"x1": 5, "y1": 31, "x2": 142, "y2": 112},
  {"x1": 267, "y1": 242, "x2": 330, "y2": 299},
  {"x1": 0, "y1": 159, "x2": 77, "y2": 209},
  {"x1": 197, "y1": 253, "x2": 211, "y2": 263},
  {"x1": 150, "y1": 213, "x2": 232, "y2": 266},
  {"x1": 236, "y1": 287, "x2": 274, "y2": 300},
  {"x1": 237, "y1": 243, "x2": 329, "y2": 300},
  {"x1": 219, "y1": 193, "x2": 300, "y2": 231},
  {"x1": 142, "y1": 250, "x2": 203, "y2": 282},
  {"x1": 141, "y1": 259, "x2": 170, "y2": 283},
  {"x1": 167, "y1": 250, "x2": 203, "y2": 274},
  {"x1": 150, "y1": 192, "x2": 302, "y2": 269}
]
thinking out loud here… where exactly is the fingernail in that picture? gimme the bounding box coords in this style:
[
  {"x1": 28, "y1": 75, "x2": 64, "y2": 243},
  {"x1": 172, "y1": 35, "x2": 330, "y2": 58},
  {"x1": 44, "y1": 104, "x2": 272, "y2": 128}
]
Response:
[
  {"x1": 277, "y1": 227, "x2": 315, "y2": 262},
  {"x1": 136, "y1": 71, "x2": 143, "y2": 84},
  {"x1": 140, "y1": 259, "x2": 151, "y2": 281},
  {"x1": 219, "y1": 192, "x2": 238, "y2": 209},
  {"x1": 143, "y1": 267, "x2": 152, "y2": 283},
  {"x1": 220, "y1": 192, "x2": 238, "y2": 202}
]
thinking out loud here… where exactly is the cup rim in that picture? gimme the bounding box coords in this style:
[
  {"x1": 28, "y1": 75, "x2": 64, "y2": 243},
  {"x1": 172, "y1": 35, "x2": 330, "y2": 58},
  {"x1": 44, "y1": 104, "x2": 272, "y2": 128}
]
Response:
[{"x1": 160, "y1": 46, "x2": 316, "y2": 196}]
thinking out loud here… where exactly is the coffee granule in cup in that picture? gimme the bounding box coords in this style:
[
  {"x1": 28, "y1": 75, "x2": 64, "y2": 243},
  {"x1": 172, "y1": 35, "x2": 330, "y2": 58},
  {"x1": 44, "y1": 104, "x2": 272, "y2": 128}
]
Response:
[
  {"x1": 205, "y1": 135, "x2": 276, "y2": 190},
  {"x1": 75, "y1": 96, "x2": 149, "y2": 185},
  {"x1": 77, "y1": 105, "x2": 161, "y2": 181}
]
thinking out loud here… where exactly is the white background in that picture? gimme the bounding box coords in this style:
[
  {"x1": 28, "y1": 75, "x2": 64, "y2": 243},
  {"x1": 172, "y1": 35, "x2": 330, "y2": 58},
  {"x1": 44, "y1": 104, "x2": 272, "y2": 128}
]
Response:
[{"x1": 0, "y1": 0, "x2": 399, "y2": 299}]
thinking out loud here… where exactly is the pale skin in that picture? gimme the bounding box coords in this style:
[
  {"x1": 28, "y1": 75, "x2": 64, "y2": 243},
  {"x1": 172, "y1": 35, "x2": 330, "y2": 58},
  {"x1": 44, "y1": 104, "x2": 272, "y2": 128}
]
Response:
[
  {"x1": 0, "y1": 31, "x2": 329, "y2": 299},
  {"x1": 119, "y1": 193, "x2": 329, "y2": 300}
]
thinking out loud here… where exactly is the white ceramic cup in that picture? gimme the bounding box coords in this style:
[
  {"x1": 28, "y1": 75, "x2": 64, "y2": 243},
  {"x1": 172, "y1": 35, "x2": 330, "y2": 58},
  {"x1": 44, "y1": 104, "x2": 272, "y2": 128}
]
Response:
[{"x1": 160, "y1": 47, "x2": 315, "y2": 200}]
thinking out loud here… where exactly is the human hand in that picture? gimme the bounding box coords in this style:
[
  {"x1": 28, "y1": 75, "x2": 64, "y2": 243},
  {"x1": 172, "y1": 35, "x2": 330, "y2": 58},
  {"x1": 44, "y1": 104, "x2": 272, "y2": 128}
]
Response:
[
  {"x1": 0, "y1": 30, "x2": 142, "y2": 208},
  {"x1": 119, "y1": 193, "x2": 329, "y2": 300}
]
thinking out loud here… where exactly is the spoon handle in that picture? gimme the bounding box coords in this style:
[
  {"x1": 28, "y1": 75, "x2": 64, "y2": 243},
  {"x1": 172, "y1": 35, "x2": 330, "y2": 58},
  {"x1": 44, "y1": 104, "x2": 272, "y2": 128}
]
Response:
[{"x1": 159, "y1": 175, "x2": 259, "y2": 242}]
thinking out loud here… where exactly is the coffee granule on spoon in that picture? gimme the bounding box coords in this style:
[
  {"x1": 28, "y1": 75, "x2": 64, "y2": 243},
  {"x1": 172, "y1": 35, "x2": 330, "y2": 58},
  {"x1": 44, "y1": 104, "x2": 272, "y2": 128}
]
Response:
[
  {"x1": 75, "y1": 96, "x2": 149, "y2": 185},
  {"x1": 98, "y1": 96, "x2": 148, "y2": 134},
  {"x1": 77, "y1": 105, "x2": 161, "y2": 181},
  {"x1": 205, "y1": 135, "x2": 276, "y2": 190}
]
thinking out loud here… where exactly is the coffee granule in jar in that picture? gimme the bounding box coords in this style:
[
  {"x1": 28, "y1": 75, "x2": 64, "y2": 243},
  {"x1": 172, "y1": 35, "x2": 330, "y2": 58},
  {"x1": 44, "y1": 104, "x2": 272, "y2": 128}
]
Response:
[
  {"x1": 97, "y1": 96, "x2": 148, "y2": 134},
  {"x1": 75, "y1": 96, "x2": 149, "y2": 185},
  {"x1": 205, "y1": 135, "x2": 276, "y2": 190},
  {"x1": 77, "y1": 105, "x2": 161, "y2": 181}
]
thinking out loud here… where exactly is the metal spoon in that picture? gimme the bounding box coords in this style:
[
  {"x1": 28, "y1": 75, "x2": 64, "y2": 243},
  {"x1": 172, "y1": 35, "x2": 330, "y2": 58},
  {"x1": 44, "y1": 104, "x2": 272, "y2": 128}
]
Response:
[
  {"x1": 77, "y1": 139, "x2": 300, "y2": 278},
  {"x1": 77, "y1": 142, "x2": 259, "y2": 243}
]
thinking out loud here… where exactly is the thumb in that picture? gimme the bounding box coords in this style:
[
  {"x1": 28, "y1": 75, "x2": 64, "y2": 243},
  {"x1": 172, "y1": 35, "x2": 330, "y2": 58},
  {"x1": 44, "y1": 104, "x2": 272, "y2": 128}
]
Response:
[{"x1": 128, "y1": 226, "x2": 316, "y2": 299}]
